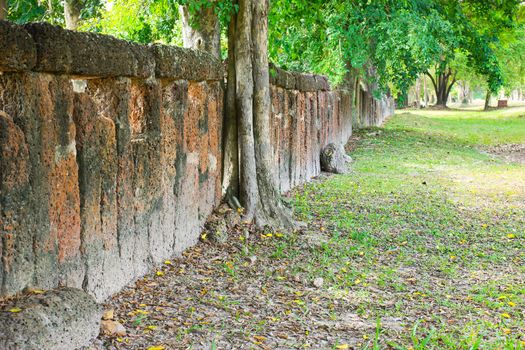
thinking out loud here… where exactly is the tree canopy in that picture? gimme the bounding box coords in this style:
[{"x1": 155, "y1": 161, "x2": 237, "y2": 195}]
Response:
[
  {"x1": 4, "y1": 0, "x2": 523, "y2": 104},
  {"x1": 269, "y1": 0, "x2": 522, "y2": 105}
]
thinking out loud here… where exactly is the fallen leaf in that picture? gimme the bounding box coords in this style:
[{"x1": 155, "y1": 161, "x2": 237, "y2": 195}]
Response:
[
  {"x1": 101, "y1": 320, "x2": 126, "y2": 336},
  {"x1": 8, "y1": 308, "x2": 22, "y2": 313},
  {"x1": 102, "y1": 309, "x2": 114, "y2": 320},
  {"x1": 336, "y1": 344, "x2": 349, "y2": 349}
]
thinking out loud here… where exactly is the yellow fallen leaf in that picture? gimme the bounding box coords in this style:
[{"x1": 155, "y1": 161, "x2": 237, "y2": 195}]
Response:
[
  {"x1": 147, "y1": 346, "x2": 165, "y2": 350},
  {"x1": 8, "y1": 308, "x2": 22, "y2": 313},
  {"x1": 506, "y1": 234, "x2": 515, "y2": 239},
  {"x1": 363, "y1": 335, "x2": 369, "y2": 340},
  {"x1": 501, "y1": 313, "x2": 511, "y2": 319},
  {"x1": 508, "y1": 302, "x2": 516, "y2": 307},
  {"x1": 253, "y1": 335, "x2": 266, "y2": 342},
  {"x1": 146, "y1": 325, "x2": 157, "y2": 330},
  {"x1": 102, "y1": 309, "x2": 114, "y2": 320},
  {"x1": 336, "y1": 344, "x2": 349, "y2": 349},
  {"x1": 502, "y1": 328, "x2": 511, "y2": 335},
  {"x1": 355, "y1": 279, "x2": 362, "y2": 285},
  {"x1": 164, "y1": 260, "x2": 172, "y2": 265},
  {"x1": 32, "y1": 289, "x2": 45, "y2": 294},
  {"x1": 156, "y1": 271, "x2": 164, "y2": 277}
]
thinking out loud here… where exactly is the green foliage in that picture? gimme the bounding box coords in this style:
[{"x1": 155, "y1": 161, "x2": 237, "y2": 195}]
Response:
[
  {"x1": 7, "y1": 0, "x2": 102, "y2": 25},
  {"x1": 7, "y1": 0, "x2": 64, "y2": 24},
  {"x1": 81, "y1": 0, "x2": 181, "y2": 44},
  {"x1": 269, "y1": 0, "x2": 520, "y2": 97}
]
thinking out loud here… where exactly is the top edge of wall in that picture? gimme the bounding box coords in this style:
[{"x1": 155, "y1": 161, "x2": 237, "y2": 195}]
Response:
[
  {"x1": 0, "y1": 20, "x2": 330, "y2": 91},
  {"x1": 0, "y1": 20, "x2": 223, "y2": 81},
  {"x1": 269, "y1": 63, "x2": 331, "y2": 92}
]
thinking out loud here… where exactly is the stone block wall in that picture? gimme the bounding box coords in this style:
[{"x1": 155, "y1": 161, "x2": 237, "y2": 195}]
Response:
[
  {"x1": 269, "y1": 67, "x2": 354, "y2": 192},
  {"x1": 0, "y1": 21, "x2": 393, "y2": 301},
  {"x1": 0, "y1": 21, "x2": 223, "y2": 301}
]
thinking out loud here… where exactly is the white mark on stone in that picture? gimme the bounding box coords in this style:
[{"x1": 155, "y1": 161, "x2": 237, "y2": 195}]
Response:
[
  {"x1": 208, "y1": 154, "x2": 217, "y2": 172},
  {"x1": 187, "y1": 152, "x2": 199, "y2": 165}
]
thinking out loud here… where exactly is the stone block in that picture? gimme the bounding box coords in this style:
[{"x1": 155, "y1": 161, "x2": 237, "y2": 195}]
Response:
[
  {"x1": 151, "y1": 44, "x2": 223, "y2": 81},
  {"x1": 24, "y1": 22, "x2": 154, "y2": 78},
  {"x1": 0, "y1": 288, "x2": 102, "y2": 350},
  {"x1": 0, "y1": 21, "x2": 36, "y2": 72}
]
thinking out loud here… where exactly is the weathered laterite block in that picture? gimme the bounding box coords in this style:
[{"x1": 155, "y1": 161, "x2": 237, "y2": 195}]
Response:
[
  {"x1": 152, "y1": 44, "x2": 224, "y2": 81},
  {"x1": 24, "y1": 22, "x2": 154, "y2": 78},
  {"x1": 0, "y1": 21, "x2": 36, "y2": 71}
]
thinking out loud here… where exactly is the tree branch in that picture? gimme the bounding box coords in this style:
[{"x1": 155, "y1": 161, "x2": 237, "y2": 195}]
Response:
[
  {"x1": 425, "y1": 71, "x2": 437, "y2": 92},
  {"x1": 445, "y1": 71, "x2": 458, "y2": 99}
]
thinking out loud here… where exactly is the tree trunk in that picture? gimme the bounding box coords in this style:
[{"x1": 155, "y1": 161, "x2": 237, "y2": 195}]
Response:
[
  {"x1": 458, "y1": 81, "x2": 470, "y2": 106},
  {"x1": 222, "y1": 7, "x2": 240, "y2": 207},
  {"x1": 182, "y1": 0, "x2": 294, "y2": 228},
  {"x1": 414, "y1": 77, "x2": 421, "y2": 108},
  {"x1": 251, "y1": 0, "x2": 294, "y2": 228},
  {"x1": 235, "y1": 0, "x2": 258, "y2": 221},
  {"x1": 0, "y1": 0, "x2": 7, "y2": 20},
  {"x1": 423, "y1": 75, "x2": 429, "y2": 107},
  {"x1": 484, "y1": 91, "x2": 491, "y2": 111},
  {"x1": 426, "y1": 68, "x2": 457, "y2": 108},
  {"x1": 64, "y1": 0, "x2": 82, "y2": 30},
  {"x1": 179, "y1": 3, "x2": 221, "y2": 58}
]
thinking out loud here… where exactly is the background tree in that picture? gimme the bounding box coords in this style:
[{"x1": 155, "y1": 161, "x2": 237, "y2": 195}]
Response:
[
  {"x1": 178, "y1": 0, "x2": 220, "y2": 58},
  {"x1": 64, "y1": 0, "x2": 82, "y2": 29},
  {"x1": 0, "y1": 0, "x2": 7, "y2": 20}
]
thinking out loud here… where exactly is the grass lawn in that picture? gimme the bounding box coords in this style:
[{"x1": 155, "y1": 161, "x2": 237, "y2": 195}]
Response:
[{"x1": 99, "y1": 107, "x2": 525, "y2": 350}]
